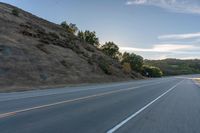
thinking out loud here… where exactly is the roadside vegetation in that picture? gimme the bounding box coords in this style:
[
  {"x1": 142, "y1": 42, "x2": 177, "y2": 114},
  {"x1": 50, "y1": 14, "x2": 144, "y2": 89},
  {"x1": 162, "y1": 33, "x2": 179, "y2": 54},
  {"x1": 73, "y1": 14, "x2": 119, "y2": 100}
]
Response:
[
  {"x1": 60, "y1": 21, "x2": 163, "y2": 77},
  {"x1": 141, "y1": 65, "x2": 163, "y2": 77},
  {"x1": 145, "y1": 59, "x2": 200, "y2": 76}
]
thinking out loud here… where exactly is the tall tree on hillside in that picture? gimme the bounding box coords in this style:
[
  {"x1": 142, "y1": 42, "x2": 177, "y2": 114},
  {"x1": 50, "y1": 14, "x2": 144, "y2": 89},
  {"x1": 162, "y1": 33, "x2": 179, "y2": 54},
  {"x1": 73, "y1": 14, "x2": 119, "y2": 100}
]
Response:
[
  {"x1": 122, "y1": 52, "x2": 144, "y2": 72},
  {"x1": 78, "y1": 30, "x2": 99, "y2": 47},
  {"x1": 68, "y1": 23, "x2": 78, "y2": 34},
  {"x1": 100, "y1": 42, "x2": 120, "y2": 59},
  {"x1": 61, "y1": 21, "x2": 78, "y2": 34}
]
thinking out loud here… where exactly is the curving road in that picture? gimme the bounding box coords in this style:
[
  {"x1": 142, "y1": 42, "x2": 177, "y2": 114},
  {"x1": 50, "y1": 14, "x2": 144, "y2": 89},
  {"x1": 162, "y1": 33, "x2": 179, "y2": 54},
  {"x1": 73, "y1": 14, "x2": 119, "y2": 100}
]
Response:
[{"x1": 0, "y1": 75, "x2": 200, "y2": 133}]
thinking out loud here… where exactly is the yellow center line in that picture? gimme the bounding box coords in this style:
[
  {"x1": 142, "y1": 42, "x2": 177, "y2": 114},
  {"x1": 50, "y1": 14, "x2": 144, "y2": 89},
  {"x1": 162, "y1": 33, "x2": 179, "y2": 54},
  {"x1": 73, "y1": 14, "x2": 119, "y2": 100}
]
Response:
[{"x1": 0, "y1": 80, "x2": 171, "y2": 119}]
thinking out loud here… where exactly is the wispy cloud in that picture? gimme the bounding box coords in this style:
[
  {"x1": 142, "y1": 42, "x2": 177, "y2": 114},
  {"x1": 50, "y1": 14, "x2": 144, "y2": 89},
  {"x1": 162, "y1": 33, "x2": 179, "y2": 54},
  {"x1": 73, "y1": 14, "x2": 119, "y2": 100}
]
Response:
[
  {"x1": 120, "y1": 43, "x2": 200, "y2": 59},
  {"x1": 120, "y1": 44, "x2": 200, "y2": 53},
  {"x1": 126, "y1": 0, "x2": 200, "y2": 14},
  {"x1": 158, "y1": 32, "x2": 200, "y2": 40}
]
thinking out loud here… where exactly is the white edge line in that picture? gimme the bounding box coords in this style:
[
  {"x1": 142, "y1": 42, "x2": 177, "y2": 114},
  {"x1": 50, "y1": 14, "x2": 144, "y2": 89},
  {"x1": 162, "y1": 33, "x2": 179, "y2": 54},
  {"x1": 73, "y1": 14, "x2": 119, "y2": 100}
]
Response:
[
  {"x1": 0, "y1": 80, "x2": 168, "y2": 119},
  {"x1": 107, "y1": 80, "x2": 184, "y2": 133}
]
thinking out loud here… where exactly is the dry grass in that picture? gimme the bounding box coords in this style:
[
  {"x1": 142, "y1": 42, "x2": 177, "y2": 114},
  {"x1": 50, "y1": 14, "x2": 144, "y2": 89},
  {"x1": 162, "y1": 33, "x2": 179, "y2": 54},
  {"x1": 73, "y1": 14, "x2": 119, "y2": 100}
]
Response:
[{"x1": 0, "y1": 3, "x2": 137, "y2": 92}]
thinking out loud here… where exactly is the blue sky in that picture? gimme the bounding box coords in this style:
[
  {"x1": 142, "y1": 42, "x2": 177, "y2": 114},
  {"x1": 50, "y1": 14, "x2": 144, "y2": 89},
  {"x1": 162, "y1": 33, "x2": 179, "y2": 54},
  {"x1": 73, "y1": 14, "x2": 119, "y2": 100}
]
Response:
[{"x1": 1, "y1": 0, "x2": 200, "y2": 59}]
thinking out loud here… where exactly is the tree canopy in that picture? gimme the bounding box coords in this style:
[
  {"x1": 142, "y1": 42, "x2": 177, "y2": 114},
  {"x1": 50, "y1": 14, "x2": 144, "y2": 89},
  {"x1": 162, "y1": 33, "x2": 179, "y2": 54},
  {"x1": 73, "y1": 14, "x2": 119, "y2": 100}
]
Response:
[
  {"x1": 61, "y1": 21, "x2": 78, "y2": 34},
  {"x1": 141, "y1": 65, "x2": 163, "y2": 77},
  {"x1": 60, "y1": 20, "x2": 165, "y2": 78},
  {"x1": 145, "y1": 59, "x2": 200, "y2": 76},
  {"x1": 121, "y1": 52, "x2": 144, "y2": 72},
  {"x1": 100, "y1": 42, "x2": 120, "y2": 59},
  {"x1": 78, "y1": 30, "x2": 99, "y2": 47}
]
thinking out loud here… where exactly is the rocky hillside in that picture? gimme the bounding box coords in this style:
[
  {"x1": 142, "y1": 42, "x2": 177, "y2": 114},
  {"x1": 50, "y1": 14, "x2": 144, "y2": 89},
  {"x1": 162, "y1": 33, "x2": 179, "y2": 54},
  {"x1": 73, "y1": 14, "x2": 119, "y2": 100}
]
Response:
[{"x1": 0, "y1": 3, "x2": 142, "y2": 92}]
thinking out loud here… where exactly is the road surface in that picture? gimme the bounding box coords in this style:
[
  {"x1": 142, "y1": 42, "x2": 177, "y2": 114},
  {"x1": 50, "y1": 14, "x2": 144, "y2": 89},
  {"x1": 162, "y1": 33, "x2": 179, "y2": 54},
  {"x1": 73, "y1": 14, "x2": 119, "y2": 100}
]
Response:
[{"x1": 0, "y1": 75, "x2": 200, "y2": 133}]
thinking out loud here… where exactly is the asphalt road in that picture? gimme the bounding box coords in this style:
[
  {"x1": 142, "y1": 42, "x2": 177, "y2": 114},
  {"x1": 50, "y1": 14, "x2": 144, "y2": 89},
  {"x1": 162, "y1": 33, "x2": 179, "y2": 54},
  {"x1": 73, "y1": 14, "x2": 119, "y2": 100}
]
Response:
[{"x1": 0, "y1": 75, "x2": 200, "y2": 133}]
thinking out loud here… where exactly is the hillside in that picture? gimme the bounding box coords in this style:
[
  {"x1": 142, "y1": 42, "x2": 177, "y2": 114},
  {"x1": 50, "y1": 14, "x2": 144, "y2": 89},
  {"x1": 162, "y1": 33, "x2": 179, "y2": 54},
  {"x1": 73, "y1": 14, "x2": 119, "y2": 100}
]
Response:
[
  {"x1": 145, "y1": 59, "x2": 200, "y2": 76},
  {"x1": 0, "y1": 3, "x2": 143, "y2": 92}
]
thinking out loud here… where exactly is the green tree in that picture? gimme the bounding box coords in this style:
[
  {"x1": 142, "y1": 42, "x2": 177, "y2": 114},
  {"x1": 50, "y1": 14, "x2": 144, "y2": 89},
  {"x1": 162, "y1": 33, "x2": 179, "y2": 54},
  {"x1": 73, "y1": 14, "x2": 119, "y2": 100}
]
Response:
[
  {"x1": 100, "y1": 42, "x2": 120, "y2": 59},
  {"x1": 78, "y1": 30, "x2": 99, "y2": 47},
  {"x1": 68, "y1": 23, "x2": 78, "y2": 34},
  {"x1": 77, "y1": 31, "x2": 84, "y2": 40},
  {"x1": 121, "y1": 52, "x2": 144, "y2": 72},
  {"x1": 141, "y1": 65, "x2": 163, "y2": 77},
  {"x1": 61, "y1": 21, "x2": 78, "y2": 34}
]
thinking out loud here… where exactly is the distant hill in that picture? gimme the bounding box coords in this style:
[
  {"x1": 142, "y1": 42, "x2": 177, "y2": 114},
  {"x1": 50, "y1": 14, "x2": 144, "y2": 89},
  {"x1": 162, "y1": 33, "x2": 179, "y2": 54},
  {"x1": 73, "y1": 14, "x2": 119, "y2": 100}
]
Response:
[
  {"x1": 145, "y1": 59, "x2": 200, "y2": 76},
  {"x1": 0, "y1": 3, "x2": 143, "y2": 92}
]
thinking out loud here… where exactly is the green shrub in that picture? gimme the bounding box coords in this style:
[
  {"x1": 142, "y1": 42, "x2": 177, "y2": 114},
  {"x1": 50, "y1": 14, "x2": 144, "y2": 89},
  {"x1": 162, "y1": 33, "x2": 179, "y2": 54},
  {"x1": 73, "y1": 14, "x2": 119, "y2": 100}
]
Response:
[
  {"x1": 78, "y1": 30, "x2": 99, "y2": 47},
  {"x1": 60, "y1": 21, "x2": 78, "y2": 34},
  {"x1": 98, "y1": 58, "x2": 112, "y2": 75},
  {"x1": 141, "y1": 65, "x2": 163, "y2": 77},
  {"x1": 12, "y1": 9, "x2": 19, "y2": 16}
]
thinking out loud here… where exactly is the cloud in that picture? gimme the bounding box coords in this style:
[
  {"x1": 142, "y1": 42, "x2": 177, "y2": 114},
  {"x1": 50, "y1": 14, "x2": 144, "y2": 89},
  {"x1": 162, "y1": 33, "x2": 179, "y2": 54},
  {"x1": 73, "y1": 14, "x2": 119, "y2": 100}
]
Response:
[
  {"x1": 126, "y1": 0, "x2": 147, "y2": 5},
  {"x1": 120, "y1": 44, "x2": 199, "y2": 53},
  {"x1": 153, "y1": 44, "x2": 198, "y2": 52},
  {"x1": 158, "y1": 32, "x2": 200, "y2": 40},
  {"x1": 126, "y1": 0, "x2": 200, "y2": 14},
  {"x1": 120, "y1": 44, "x2": 200, "y2": 59}
]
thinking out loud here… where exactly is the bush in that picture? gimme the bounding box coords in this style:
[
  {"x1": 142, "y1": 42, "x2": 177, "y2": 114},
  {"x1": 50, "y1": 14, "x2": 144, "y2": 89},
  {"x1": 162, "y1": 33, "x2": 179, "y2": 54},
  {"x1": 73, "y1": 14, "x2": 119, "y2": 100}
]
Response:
[
  {"x1": 141, "y1": 65, "x2": 163, "y2": 77},
  {"x1": 98, "y1": 57, "x2": 112, "y2": 75},
  {"x1": 12, "y1": 9, "x2": 19, "y2": 16},
  {"x1": 78, "y1": 30, "x2": 99, "y2": 47},
  {"x1": 61, "y1": 21, "x2": 78, "y2": 34}
]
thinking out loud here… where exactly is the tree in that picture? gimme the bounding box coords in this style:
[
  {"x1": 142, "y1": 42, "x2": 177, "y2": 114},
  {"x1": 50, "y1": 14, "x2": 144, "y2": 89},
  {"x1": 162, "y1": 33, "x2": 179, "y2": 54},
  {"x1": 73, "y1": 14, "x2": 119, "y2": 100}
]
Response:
[
  {"x1": 68, "y1": 23, "x2": 78, "y2": 34},
  {"x1": 141, "y1": 65, "x2": 163, "y2": 77},
  {"x1": 121, "y1": 52, "x2": 143, "y2": 72},
  {"x1": 61, "y1": 21, "x2": 69, "y2": 29},
  {"x1": 100, "y1": 42, "x2": 120, "y2": 59},
  {"x1": 61, "y1": 21, "x2": 78, "y2": 34},
  {"x1": 78, "y1": 30, "x2": 99, "y2": 47},
  {"x1": 77, "y1": 31, "x2": 85, "y2": 40}
]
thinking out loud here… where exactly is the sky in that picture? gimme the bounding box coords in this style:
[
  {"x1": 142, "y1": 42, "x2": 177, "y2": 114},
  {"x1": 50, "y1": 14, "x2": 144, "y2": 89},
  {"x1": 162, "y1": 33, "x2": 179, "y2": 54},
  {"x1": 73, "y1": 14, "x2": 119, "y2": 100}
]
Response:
[{"x1": 1, "y1": 0, "x2": 200, "y2": 59}]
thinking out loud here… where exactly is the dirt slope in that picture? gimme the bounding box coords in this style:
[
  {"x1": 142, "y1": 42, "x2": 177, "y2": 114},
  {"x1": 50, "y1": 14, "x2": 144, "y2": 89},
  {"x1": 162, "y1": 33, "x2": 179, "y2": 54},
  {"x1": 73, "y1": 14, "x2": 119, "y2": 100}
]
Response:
[{"x1": 0, "y1": 2, "x2": 142, "y2": 92}]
